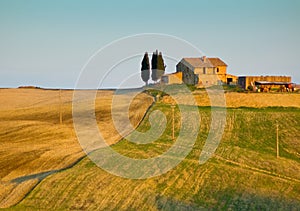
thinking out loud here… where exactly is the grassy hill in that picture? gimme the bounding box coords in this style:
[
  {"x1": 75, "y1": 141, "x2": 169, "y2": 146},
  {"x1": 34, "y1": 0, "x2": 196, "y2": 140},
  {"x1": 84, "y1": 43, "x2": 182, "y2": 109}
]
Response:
[{"x1": 7, "y1": 102, "x2": 300, "y2": 210}]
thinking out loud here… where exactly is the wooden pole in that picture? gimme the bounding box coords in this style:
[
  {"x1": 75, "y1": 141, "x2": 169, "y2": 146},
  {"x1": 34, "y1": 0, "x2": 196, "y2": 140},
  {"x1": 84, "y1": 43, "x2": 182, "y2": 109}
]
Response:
[
  {"x1": 276, "y1": 122, "x2": 279, "y2": 158},
  {"x1": 172, "y1": 105, "x2": 175, "y2": 140},
  {"x1": 59, "y1": 89, "x2": 62, "y2": 124}
]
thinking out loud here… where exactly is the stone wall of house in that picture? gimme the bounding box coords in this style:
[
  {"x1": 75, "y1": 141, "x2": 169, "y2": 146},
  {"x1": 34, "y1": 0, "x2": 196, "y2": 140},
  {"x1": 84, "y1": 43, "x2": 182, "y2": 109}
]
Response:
[
  {"x1": 162, "y1": 72, "x2": 183, "y2": 84},
  {"x1": 176, "y1": 62, "x2": 190, "y2": 73},
  {"x1": 194, "y1": 67, "x2": 216, "y2": 75},
  {"x1": 216, "y1": 65, "x2": 227, "y2": 75},
  {"x1": 197, "y1": 75, "x2": 220, "y2": 87},
  {"x1": 176, "y1": 62, "x2": 196, "y2": 85},
  {"x1": 182, "y1": 69, "x2": 197, "y2": 85}
]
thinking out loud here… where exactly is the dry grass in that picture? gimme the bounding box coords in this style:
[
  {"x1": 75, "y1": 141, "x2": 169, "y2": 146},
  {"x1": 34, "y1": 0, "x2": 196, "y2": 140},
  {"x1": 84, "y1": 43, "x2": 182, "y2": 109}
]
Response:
[
  {"x1": 0, "y1": 179, "x2": 39, "y2": 208},
  {"x1": 162, "y1": 91, "x2": 300, "y2": 108},
  {"x1": 10, "y1": 105, "x2": 300, "y2": 210},
  {"x1": 0, "y1": 88, "x2": 153, "y2": 208},
  {"x1": 1, "y1": 88, "x2": 299, "y2": 209}
]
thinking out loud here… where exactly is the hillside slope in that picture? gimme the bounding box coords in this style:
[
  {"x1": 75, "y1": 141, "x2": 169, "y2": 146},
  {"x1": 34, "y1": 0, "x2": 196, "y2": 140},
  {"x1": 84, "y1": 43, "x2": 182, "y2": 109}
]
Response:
[{"x1": 9, "y1": 105, "x2": 300, "y2": 210}]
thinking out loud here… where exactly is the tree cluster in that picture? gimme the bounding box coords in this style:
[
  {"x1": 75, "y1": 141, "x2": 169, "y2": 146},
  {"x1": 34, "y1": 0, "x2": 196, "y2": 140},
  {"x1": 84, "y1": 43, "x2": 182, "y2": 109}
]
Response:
[{"x1": 141, "y1": 50, "x2": 165, "y2": 85}]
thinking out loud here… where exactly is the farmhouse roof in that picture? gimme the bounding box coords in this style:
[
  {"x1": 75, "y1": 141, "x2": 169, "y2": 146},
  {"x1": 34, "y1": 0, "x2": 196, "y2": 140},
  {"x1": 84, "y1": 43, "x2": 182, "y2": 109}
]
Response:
[
  {"x1": 181, "y1": 57, "x2": 227, "y2": 68},
  {"x1": 182, "y1": 58, "x2": 214, "y2": 68},
  {"x1": 208, "y1": 58, "x2": 227, "y2": 67}
]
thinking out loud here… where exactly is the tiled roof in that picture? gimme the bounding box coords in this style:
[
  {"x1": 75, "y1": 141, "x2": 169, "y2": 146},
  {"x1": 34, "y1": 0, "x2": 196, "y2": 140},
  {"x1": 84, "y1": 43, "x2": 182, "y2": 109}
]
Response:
[
  {"x1": 181, "y1": 57, "x2": 227, "y2": 68},
  {"x1": 182, "y1": 58, "x2": 214, "y2": 68},
  {"x1": 208, "y1": 58, "x2": 227, "y2": 67}
]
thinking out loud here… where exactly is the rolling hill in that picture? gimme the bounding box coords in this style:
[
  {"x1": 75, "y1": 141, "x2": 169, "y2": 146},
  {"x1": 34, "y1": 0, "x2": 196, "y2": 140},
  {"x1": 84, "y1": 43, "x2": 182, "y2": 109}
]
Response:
[{"x1": 0, "y1": 88, "x2": 299, "y2": 210}]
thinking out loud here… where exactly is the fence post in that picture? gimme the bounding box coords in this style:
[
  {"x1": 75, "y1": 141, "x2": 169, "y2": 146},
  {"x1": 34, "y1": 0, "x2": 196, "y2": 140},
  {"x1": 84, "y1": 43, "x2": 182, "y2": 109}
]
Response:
[
  {"x1": 59, "y1": 89, "x2": 62, "y2": 124},
  {"x1": 276, "y1": 121, "x2": 279, "y2": 158}
]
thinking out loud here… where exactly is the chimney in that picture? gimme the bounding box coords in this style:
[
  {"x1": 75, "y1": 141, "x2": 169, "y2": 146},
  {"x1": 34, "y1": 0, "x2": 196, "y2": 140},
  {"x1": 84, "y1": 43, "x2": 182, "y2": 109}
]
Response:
[{"x1": 202, "y1": 56, "x2": 207, "y2": 62}]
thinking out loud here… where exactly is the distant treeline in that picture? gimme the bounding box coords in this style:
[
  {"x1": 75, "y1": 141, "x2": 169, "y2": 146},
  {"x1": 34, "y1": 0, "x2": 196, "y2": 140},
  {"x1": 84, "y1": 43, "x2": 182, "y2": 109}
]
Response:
[{"x1": 18, "y1": 86, "x2": 41, "y2": 89}]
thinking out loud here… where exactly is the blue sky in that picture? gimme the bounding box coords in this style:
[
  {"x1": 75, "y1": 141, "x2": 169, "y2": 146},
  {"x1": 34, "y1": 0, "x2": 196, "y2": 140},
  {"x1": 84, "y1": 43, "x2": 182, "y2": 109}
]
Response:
[{"x1": 0, "y1": 0, "x2": 299, "y2": 88}]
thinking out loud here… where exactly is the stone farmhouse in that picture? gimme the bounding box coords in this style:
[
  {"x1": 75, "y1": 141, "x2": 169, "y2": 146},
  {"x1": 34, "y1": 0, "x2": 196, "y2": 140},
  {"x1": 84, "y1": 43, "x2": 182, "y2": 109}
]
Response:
[
  {"x1": 161, "y1": 56, "x2": 293, "y2": 90},
  {"x1": 161, "y1": 56, "x2": 237, "y2": 87}
]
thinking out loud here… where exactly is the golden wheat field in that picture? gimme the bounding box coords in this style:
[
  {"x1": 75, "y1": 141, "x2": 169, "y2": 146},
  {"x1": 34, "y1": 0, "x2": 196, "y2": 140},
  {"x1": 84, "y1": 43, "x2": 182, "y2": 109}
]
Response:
[
  {"x1": 163, "y1": 91, "x2": 300, "y2": 108},
  {"x1": 0, "y1": 88, "x2": 299, "y2": 210},
  {"x1": 0, "y1": 88, "x2": 153, "y2": 208}
]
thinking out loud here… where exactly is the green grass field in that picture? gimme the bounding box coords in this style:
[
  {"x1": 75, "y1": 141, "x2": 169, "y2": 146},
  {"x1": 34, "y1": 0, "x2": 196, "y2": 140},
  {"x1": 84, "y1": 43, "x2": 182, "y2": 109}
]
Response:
[{"x1": 8, "y1": 104, "x2": 300, "y2": 210}]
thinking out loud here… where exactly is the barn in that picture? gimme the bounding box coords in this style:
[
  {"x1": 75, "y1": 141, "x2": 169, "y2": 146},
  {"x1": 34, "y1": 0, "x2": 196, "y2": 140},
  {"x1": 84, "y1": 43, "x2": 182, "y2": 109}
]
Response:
[{"x1": 238, "y1": 76, "x2": 292, "y2": 90}]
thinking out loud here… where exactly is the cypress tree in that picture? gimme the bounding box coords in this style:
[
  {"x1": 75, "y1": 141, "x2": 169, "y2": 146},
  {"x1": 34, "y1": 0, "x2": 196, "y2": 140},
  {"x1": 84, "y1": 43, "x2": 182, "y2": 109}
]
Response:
[
  {"x1": 141, "y1": 52, "x2": 150, "y2": 85},
  {"x1": 156, "y1": 52, "x2": 166, "y2": 81},
  {"x1": 151, "y1": 50, "x2": 158, "y2": 82}
]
